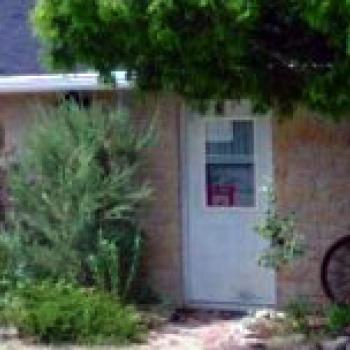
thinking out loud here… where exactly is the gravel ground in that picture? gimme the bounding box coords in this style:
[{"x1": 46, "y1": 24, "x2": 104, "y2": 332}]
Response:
[
  {"x1": 0, "y1": 310, "x2": 311, "y2": 350},
  {"x1": 0, "y1": 313, "x2": 261, "y2": 350},
  {"x1": 0, "y1": 320, "x2": 253, "y2": 350}
]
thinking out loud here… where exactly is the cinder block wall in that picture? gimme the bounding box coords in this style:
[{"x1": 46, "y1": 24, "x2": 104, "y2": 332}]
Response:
[
  {"x1": 274, "y1": 110, "x2": 350, "y2": 306},
  {"x1": 0, "y1": 91, "x2": 184, "y2": 304}
]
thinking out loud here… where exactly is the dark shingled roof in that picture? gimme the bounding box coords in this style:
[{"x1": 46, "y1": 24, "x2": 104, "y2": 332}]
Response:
[{"x1": 0, "y1": 0, "x2": 43, "y2": 75}]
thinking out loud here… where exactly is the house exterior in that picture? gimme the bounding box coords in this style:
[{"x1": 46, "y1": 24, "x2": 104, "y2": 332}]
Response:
[{"x1": 1, "y1": 0, "x2": 350, "y2": 309}]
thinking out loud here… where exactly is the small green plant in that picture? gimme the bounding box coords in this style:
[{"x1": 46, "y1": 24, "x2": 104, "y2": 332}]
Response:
[
  {"x1": 256, "y1": 189, "x2": 305, "y2": 269},
  {"x1": 88, "y1": 228, "x2": 144, "y2": 301},
  {"x1": 88, "y1": 233, "x2": 120, "y2": 297},
  {"x1": 326, "y1": 304, "x2": 350, "y2": 334},
  {"x1": 1, "y1": 281, "x2": 145, "y2": 345},
  {"x1": 285, "y1": 299, "x2": 313, "y2": 335}
]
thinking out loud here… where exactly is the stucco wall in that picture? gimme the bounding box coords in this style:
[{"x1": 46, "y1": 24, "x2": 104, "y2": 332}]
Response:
[
  {"x1": 0, "y1": 91, "x2": 183, "y2": 304},
  {"x1": 131, "y1": 94, "x2": 183, "y2": 303},
  {"x1": 274, "y1": 110, "x2": 350, "y2": 306},
  {"x1": 3, "y1": 92, "x2": 349, "y2": 308}
]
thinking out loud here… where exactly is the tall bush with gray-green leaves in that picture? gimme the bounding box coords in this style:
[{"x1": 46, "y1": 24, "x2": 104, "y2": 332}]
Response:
[{"x1": 1, "y1": 103, "x2": 154, "y2": 301}]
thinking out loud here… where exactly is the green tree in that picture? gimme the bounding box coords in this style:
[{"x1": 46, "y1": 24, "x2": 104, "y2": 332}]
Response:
[{"x1": 33, "y1": 0, "x2": 350, "y2": 116}]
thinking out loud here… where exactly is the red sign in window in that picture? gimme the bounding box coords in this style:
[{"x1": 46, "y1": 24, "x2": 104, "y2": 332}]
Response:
[{"x1": 207, "y1": 184, "x2": 237, "y2": 207}]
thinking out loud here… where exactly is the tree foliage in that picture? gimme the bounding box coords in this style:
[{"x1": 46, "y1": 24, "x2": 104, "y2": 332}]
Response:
[{"x1": 33, "y1": 1, "x2": 350, "y2": 116}]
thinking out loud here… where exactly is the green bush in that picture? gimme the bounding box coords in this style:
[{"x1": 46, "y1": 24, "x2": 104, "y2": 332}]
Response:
[
  {"x1": 326, "y1": 304, "x2": 350, "y2": 334},
  {"x1": 2, "y1": 103, "x2": 154, "y2": 300},
  {"x1": 256, "y1": 190, "x2": 304, "y2": 269},
  {"x1": 1, "y1": 281, "x2": 145, "y2": 345},
  {"x1": 285, "y1": 299, "x2": 313, "y2": 334}
]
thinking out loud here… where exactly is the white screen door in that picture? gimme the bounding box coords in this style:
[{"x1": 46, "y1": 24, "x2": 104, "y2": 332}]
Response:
[{"x1": 184, "y1": 103, "x2": 276, "y2": 308}]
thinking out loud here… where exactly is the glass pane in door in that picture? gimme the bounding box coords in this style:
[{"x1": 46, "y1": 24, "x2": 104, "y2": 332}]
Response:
[{"x1": 206, "y1": 120, "x2": 255, "y2": 207}]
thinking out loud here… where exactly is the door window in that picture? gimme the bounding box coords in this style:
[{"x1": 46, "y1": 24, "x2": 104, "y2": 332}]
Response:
[{"x1": 206, "y1": 120, "x2": 255, "y2": 208}]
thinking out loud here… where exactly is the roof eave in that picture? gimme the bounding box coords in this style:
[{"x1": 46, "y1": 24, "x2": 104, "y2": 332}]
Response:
[{"x1": 0, "y1": 72, "x2": 132, "y2": 94}]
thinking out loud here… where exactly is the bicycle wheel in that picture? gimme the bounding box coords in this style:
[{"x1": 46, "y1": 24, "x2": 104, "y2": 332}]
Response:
[{"x1": 321, "y1": 236, "x2": 350, "y2": 304}]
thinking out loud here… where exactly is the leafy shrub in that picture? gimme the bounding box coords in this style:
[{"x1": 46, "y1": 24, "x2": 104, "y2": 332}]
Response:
[
  {"x1": 285, "y1": 299, "x2": 313, "y2": 334},
  {"x1": 88, "y1": 229, "x2": 144, "y2": 300},
  {"x1": 2, "y1": 103, "x2": 154, "y2": 300},
  {"x1": 256, "y1": 190, "x2": 305, "y2": 269},
  {"x1": 326, "y1": 304, "x2": 350, "y2": 334},
  {"x1": 1, "y1": 281, "x2": 145, "y2": 344}
]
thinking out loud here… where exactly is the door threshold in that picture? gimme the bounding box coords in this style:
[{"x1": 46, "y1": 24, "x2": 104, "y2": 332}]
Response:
[{"x1": 185, "y1": 300, "x2": 277, "y2": 313}]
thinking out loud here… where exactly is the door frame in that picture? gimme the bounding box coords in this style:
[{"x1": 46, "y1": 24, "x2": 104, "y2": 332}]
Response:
[{"x1": 180, "y1": 101, "x2": 277, "y2": 310}]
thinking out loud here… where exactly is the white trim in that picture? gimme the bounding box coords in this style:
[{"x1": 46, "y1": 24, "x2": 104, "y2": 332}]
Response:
[
  {"x1": 184, "y1": 300, "x2": 276, "y2": 312},
  {"x1": 0, "y1": 71, "x2": 132, "y2": 93}
]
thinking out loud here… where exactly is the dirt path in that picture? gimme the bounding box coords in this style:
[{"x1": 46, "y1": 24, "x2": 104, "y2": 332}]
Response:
[
  {"x1": 0, "y1": 320, "x2": 253, "y2": 350},
  {"x1": 0, "y1": 313, "x2": 260, "y2": 350},
  {"x1": 143, "y1": 318, "x2": 253, "y2": 349},
  {"x1": 0, "y1": 310, "x2": 306, "y2": 349}
]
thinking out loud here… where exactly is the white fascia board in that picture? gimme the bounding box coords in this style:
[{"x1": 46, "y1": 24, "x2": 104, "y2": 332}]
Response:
[{"x1": 0, "y1": 71, "x2": 132, "y2": 93}]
